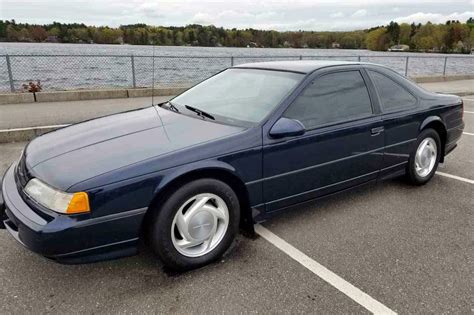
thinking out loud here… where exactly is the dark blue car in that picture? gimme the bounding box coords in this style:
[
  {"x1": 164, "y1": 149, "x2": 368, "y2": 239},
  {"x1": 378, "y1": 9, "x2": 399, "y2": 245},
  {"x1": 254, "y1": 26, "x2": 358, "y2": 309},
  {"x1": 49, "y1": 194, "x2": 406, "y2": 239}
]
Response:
[{"x1": 0, "y1": 61, "x2": 464, "y2": 270}]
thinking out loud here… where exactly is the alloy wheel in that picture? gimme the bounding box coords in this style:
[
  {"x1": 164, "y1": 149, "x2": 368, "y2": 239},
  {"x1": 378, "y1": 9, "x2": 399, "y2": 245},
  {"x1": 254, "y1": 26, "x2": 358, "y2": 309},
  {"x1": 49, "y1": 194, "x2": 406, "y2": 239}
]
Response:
[
  {"x1": 171, "y1": 193, "x2": 229, "y2": 257},
  {"x1": 414, "y1": 137, "x2": 437, "y2": 178}
]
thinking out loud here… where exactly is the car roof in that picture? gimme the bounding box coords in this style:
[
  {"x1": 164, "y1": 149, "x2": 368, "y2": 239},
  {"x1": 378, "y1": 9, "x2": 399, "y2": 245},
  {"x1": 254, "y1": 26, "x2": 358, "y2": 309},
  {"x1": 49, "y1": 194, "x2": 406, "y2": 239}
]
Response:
[{"x1": 233, "y1": 60, "x2": 365, "y2": 74}]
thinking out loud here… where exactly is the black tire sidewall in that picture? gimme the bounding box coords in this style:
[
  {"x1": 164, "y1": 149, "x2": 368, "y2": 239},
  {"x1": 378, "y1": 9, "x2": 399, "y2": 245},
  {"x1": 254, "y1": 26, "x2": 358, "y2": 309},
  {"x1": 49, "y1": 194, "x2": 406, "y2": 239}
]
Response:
[
  {"x1": 149, "y1": 178, "x2": 240, "y2": 271},
  {"x1": 408, "y1": 128, "x2": 441, "y2": 185}
]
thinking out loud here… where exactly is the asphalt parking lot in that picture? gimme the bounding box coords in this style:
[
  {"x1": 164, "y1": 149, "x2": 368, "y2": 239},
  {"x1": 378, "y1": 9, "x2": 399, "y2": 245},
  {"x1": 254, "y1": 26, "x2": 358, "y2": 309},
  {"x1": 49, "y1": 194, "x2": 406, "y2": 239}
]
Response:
[{"x1": 0, "y1": 96, "x2": 473, "y2": 314}]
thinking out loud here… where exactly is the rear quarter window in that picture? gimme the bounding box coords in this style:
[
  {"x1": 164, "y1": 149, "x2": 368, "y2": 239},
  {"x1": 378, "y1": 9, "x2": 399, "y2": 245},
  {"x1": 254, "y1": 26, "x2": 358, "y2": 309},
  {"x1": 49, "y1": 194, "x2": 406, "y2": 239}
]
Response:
[{"x1": 368, "y1": 70, "x2": 417, "y2": 112}]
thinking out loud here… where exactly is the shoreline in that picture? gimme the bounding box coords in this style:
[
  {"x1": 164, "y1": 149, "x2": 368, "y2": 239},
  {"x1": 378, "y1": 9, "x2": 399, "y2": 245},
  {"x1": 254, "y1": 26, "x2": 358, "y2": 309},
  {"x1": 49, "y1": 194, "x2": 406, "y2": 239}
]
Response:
[{"x1": 1, "y1": 42, "x2": 472, "y2": 56}]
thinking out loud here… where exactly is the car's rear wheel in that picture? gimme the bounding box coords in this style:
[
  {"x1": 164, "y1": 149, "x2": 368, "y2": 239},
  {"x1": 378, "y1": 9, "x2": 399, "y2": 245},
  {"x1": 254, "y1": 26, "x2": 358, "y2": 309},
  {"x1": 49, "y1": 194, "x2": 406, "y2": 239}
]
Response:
[
  {"x1": 406, "y1": 128, "x2": 441, "y2": 185},
  {"x1": 148, "y1": 178, "x2": 240, "y2": 271}
]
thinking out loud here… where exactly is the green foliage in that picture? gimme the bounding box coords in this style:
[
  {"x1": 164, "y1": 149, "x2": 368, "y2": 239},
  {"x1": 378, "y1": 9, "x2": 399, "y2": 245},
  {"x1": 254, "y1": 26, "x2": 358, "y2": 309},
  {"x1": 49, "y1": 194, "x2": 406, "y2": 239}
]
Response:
[
  {"x1": 0, "y1": 19, "x2": 472, "y2": 53},
  {"x1": 386, "y1": 21, "x2": 400, "y2": 44},
  {"x1": 366, "y1": 28, "x2": 389, "y2": 51},
  {"x1": 399, "y1": 23, "x2": 411, "y2": 45},
  {"x1": 365, "y1": 19, "x2": 473, "y2": 52}
]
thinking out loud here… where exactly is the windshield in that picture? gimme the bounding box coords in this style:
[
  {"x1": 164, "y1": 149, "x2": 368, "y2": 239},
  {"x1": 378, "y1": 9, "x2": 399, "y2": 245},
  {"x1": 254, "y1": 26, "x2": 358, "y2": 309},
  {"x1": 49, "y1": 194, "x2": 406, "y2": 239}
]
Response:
[{"x1": 171, "y1": 68, "x2": 303, "y2": 126}]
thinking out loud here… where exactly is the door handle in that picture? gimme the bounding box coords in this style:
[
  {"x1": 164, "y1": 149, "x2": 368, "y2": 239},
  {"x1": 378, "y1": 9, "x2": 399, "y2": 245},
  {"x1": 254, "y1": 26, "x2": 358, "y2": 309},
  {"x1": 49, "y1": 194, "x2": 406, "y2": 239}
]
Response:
[{"x1": 371, "y1": 126, "x2": 384, "y2": 135}]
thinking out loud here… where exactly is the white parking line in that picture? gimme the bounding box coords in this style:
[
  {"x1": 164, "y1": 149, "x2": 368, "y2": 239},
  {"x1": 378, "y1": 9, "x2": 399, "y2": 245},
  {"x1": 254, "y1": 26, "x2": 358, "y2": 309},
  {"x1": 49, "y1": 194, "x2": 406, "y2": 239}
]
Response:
[
  {"x1": 462, "y1": 98, "x2": 474, "y2": 101},
  {"x1": 255, "y1": 224, "x2": 397, "y2": 315},
  {"x1": 463, "y1": 132, "x2": 474, "y2": 136},
  {"x1": 464, "y1": 111, "x2": 474, "y2": 114},
  {"x1": 436, "y1": 172, "x2": 474, "y2": 184}
]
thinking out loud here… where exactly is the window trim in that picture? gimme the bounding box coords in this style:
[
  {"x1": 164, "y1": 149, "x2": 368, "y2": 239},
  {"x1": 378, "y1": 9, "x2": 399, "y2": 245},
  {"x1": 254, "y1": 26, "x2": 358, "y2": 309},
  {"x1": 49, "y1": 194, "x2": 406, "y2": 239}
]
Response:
[
  {"x1": 367, "y1": 69, "x2": 419, "y2": 114},
  {"x1": 283, "y1": 69, "x2": 376, "y2": 132}
]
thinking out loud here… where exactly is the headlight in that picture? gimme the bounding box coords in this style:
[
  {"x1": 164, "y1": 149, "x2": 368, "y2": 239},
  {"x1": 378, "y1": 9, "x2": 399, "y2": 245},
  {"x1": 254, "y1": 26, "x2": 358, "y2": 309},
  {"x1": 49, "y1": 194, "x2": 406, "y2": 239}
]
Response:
[{"x1": 24, "y1": 178, "x2": 90, "y2": 214}]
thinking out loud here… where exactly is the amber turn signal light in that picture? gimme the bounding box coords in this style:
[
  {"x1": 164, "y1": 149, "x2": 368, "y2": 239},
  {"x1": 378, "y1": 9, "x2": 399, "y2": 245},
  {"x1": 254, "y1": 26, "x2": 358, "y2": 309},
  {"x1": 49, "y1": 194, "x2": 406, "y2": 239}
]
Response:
[{"x1": 66, "y1": 192, "x2": 90, "y2": 214}]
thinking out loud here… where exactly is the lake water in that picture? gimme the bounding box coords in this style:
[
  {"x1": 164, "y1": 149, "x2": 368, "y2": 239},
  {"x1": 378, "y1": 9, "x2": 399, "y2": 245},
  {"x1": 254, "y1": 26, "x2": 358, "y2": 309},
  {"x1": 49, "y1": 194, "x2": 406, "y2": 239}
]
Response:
[{"x1": 0, "y1": 43, "x2": 472, "y2": 92}]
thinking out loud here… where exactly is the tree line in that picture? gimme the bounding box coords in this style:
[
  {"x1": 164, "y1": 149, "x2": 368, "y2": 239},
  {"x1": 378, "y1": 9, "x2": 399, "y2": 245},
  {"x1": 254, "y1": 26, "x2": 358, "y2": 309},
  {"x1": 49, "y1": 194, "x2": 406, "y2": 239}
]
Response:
[
  {"x1": 0, "y1": 19, "x2": 473, "y2": 53},
  {"x1": 366, "y1": 19, "x2": 473, "y2": 53}
]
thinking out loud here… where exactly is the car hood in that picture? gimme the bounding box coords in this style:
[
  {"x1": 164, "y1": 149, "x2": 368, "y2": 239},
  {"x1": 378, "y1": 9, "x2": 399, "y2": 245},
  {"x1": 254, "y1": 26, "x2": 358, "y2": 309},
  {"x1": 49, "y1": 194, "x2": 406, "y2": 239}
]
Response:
[{"x1": 24, "y1": 106, "x2": 245, "y2": 190}]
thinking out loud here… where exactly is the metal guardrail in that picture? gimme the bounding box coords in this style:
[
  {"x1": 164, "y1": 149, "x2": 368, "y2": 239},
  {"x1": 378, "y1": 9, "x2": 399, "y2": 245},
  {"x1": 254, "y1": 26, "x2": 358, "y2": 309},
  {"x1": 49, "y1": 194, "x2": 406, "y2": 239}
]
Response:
[{"x1": 0, "y1": 54, "x2": 473, "y2": 93}]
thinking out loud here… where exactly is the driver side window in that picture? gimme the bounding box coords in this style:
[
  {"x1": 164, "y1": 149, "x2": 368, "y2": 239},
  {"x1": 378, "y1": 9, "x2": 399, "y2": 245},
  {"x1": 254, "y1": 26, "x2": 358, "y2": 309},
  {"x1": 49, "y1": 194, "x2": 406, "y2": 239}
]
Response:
[{"x1": 284, "y1": 71, "x2": 373, "y2": 129}]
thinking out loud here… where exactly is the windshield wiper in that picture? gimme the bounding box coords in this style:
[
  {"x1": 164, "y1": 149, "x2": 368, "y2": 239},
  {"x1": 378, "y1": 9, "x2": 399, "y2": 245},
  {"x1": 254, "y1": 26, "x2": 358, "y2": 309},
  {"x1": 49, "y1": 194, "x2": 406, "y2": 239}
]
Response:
[
  {"x1": 184, "y1": 105, "x2": 215, "y2": 120},
  {"x1": 159, "y1": 101, "x2": 179, "y2": 113}
]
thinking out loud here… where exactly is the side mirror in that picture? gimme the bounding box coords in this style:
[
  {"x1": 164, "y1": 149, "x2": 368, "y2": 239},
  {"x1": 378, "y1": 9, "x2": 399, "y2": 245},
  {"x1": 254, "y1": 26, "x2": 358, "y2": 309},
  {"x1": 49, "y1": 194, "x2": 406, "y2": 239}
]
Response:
[{"x1": 269, "y1": 117, "x2": 305, "y2": 139}]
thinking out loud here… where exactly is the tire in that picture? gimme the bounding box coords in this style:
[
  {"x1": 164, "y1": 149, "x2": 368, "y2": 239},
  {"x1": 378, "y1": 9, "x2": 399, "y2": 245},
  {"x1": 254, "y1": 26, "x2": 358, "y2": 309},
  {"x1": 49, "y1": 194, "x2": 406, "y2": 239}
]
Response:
[
  {"x1": 0, "y1": 193, "x2": 6, "y2": 229},
  {"x1": 148, "y1": 178, "x2": 240, "y2": 271},
  {"x1": 406, "y1": 128, "x2": 441, "y2": 185}
]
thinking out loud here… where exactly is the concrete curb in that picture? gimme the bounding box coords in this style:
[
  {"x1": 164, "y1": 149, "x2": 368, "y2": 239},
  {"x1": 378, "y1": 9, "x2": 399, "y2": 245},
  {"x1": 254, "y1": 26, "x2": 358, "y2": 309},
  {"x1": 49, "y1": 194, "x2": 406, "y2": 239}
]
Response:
[
  {"x1": 35, "y1": 90, "x2": 128, "y2": 103},
  {"x1": 437, "y1": 91, "x2": 473, "y2": 97},
  {"x1": 0, "y1": 125, "x2": 69, "y2": 143},
  {"x1": 412, "y1": 75, "x2": 474, "y2": 83},
  {"x1": 127, "y1": 87, "x2": 189, "y2": 98},
  {"x1": 0, "y1": 93, "x2": 35, "y2": 105},
  {"x1": 0, "y1": 87, "x2": 190, "y2": 105}
]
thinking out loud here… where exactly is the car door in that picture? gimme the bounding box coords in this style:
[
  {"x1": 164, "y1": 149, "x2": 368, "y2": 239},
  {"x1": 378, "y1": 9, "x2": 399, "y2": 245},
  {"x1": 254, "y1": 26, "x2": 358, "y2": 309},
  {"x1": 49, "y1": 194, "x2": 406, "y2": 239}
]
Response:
[
  {"x1": 365, "y1": 69, "x2": 420, "y2": 178},
  {"x1": 262, "y1": 67, "x2": 384, "y2": 212}
]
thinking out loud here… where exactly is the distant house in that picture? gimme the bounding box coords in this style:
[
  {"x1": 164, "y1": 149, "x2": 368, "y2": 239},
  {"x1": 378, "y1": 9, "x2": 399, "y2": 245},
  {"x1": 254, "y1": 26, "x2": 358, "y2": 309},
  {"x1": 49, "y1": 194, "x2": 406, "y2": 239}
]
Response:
[
  {"x1": 331, "y1": 42, "x2": 340, "y2": 49},
  {"x1": 45, "y1": 35, "x2": 59, "y2": 43},
  {"x1": 388, "y1": 44, "x2": 409, "y2": 52}
]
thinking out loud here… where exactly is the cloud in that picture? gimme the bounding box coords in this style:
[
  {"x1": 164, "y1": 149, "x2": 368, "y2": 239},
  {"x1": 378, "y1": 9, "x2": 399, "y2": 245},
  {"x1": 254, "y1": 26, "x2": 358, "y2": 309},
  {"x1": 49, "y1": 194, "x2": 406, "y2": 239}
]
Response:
[
  {"x1": 330, "y1": 12, "x2": 345, "y2": 18},
  {"x1": 256, "y1": 11, "x2": 283, "y2": 20},
  {"x1": 252, "y1": 18, "x2": 381, "y2": 32},
  {"x1": 189, "y1": 10, "x2": 284, "y2": 26},
  {"x1": 1, "y1": 0, "x2": 473, "y2": 31},
  {"x1": 190, "y1": 12, "x2": 214, "y2": 24},
  {"x1": 394, "y1": 11, "x2": 474, "y2": 24},
  {"x1": 351, "y1": 9, "x2": 368, "y2": 18},
  {"x1": 133, "y1": 2, "x2": 165, "y2": 18}
]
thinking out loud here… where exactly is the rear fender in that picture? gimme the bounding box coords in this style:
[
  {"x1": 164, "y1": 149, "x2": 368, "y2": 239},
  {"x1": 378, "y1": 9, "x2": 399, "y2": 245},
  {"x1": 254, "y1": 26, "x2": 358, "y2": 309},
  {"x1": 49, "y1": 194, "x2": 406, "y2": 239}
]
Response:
[{"x1": 419, "y1": 116, "x2": 445, "y2": 131}]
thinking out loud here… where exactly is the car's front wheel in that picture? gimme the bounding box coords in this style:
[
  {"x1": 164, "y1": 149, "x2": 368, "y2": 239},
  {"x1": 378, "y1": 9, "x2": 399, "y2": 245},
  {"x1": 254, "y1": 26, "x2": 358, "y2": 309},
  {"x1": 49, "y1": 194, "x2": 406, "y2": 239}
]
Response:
[
  {"x1": 148, "y1": 178, "x2": 240, "y2": 271},
  {"x1": 406, "y1": 128, "x2": 441, "y2": 185}
]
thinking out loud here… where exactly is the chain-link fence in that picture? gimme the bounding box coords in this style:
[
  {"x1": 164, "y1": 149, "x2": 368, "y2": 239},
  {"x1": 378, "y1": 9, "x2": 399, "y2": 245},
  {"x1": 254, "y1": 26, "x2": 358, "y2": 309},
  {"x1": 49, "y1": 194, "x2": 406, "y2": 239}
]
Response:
[{"x1": 0, "y1": 54, "x2": 473, "y2": 93}]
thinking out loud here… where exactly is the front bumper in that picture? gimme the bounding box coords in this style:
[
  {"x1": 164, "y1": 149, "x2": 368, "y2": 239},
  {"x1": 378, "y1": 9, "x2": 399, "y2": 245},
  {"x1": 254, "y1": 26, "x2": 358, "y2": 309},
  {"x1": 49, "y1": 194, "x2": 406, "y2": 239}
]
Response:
[{"x1": 1, "y1": 164, "x2": 147, "y2": 264}]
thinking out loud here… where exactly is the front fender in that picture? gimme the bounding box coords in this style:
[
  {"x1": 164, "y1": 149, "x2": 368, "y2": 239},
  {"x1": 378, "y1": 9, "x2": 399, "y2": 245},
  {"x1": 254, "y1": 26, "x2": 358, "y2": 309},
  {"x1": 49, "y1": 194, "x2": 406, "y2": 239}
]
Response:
[
  {"x1": 149, "y1": 159, "x2": 256, "y2": 234},
  {"x1": 153, "y1": 160, "x2": 240, "y2": 195}
]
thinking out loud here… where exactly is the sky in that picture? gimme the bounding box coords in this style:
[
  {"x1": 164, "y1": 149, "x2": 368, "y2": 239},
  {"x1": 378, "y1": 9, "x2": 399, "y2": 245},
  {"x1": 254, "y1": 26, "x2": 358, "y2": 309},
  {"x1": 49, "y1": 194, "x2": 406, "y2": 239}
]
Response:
[{"x1": 0, "y1": 0, "x2": 473, "y2": 31}]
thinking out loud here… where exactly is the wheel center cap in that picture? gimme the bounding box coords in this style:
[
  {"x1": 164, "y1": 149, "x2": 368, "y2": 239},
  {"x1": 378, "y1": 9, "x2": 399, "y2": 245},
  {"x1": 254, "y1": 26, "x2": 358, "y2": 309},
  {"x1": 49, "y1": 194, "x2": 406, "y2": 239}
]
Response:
[{"x1": 188, "y1": 211, "x2": 214, "y2": 240}]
